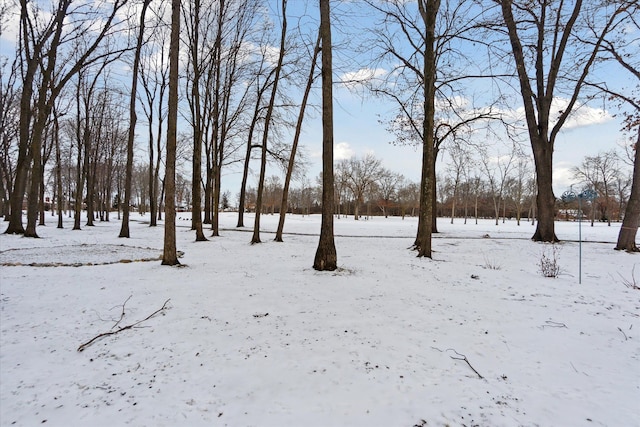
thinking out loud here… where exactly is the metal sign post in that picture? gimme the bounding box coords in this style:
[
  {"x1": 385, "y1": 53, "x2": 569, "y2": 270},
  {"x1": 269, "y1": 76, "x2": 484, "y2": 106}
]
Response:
[{"x1": 561, "y1": 187, "x2": 598, "y2": 284}]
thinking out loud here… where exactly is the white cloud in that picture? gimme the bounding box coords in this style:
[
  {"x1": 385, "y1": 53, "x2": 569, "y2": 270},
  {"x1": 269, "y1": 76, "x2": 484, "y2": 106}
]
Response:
[
  {"x1": 309, "y1": 142, "x2": 355, "y2": 161},
  {"x1": 553, "y1": 98, "x2": 613, "y2": 129},
  {"x1": 495, "y1": 97, "x2": 613, "y2": 130},
  {"x1": 334, "y1": 142, "x2": 355, "y2": 160},
  {"x1": 339, "y1": 68, "x2": 387, "y2": 89},
  {"x1": 553, "y1": 161, "x2": 577, "y2": 195}
]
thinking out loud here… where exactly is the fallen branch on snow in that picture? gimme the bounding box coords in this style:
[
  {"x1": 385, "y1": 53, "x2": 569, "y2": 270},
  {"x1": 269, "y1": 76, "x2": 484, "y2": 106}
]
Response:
[
  {"x1": 541, "y1": 320, "x2": 567, "y2": 329},
  {"x1": 447, "y1": 349, "x2": 484, "y2": 379},
  {"x1": 78, "y1": 299, "x2": 170, "y2": 352}
]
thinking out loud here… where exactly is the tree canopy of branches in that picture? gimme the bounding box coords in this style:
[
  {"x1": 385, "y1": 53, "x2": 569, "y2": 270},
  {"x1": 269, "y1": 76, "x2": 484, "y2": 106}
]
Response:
[
  {"x1": 495, "y1": 0, "x2": 633, "y2": 242},
  {"x1": 6, "y1": 0, "x2": 129, "y2": 237}
]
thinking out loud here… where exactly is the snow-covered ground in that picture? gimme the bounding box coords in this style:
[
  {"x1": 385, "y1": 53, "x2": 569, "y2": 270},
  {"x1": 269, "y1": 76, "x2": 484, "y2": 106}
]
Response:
[{"x1": 1, "y1": 212, "x2": 638, "y2": 427}]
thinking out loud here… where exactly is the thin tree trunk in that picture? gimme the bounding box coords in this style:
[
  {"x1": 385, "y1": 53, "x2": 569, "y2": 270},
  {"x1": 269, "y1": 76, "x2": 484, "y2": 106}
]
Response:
[
  {"x1": 251, "y1": 0, "x2": 287, "y2": 244},
  {"x1": 54, "y1": 110, "x2": 63, "y2": 229},
  {"x1": 189, "y1": 0, "x2": 207, "y2": 242},
  {"x1": 120, "y1": 0, "x2": 150, "y2": 238}
]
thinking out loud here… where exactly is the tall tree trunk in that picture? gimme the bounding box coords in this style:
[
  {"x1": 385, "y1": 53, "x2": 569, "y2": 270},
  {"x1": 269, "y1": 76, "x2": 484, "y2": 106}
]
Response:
[
  {"x1": 213, "y1": 152, "x2": 222, "y2": 235},
  {"x1": 54, "y1": 109, "x2": 63, "y2": 229},
  {"x1": 162, "y1": 0, "x2": 180, "y2": 266},
  {"x1": 73, "y1": 111, "x2": 85, "y2": 230},
  {"x1": 148, "y1": 127, "x2": 157, "y2": 226},
  {"x1": 85, "y1": 155, "x2": 96, "y2": 226},
  {"x1": 189, "y1": 0, "x2": 207, "y2": 242},
  {"x1": 414, "y1": 0, "x2": 439, "y2": 258},
  {"x1": 313, "y1": 0, "x2": 337, "y2": 271},
  {"x1": 251, "y1": 0, "x2": 287, "y2": 244},
  {"x1": 203, "y1": 162, "x2": 212, "y2": 224},
  {"x1": 192, "y1": 143, "x2": 207, "y2": 240},
  {"x1": 38, "y1": 160, "x2": 45, "y2": 226},
  {"x1": 615, "y1": 128, "x2": 640, "y2": 251},
  {"x1": 210, "y1": 0, "x2": 224, "y2": 237},
  {"x1": 120, "y1": 0, "x2": 150, "y2": 238},
  {"x1": 431, "y1": 149, "x2": 438, "y2": 233},
  {"x1": 450, "y1": 195, "x2": 455, "y2": 224}
]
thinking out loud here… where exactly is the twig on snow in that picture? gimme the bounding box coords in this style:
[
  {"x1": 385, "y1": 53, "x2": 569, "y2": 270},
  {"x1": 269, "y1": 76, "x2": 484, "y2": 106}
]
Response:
[
  {"x1": 570, "y1": 362, "x2": 579, "y2": 373},
  {"x1": 541, "y1": 320, "x2": 567, "y2": 329},
  {"x1": 570, "y1": 361, "x2": 591, "y2": 377},
  {"x1": 447, "y1": 349, "x2": 484, "y2": 379},
  {"x1": 617, "y1": 327, "x2": 628, "y2": 341},
  {"x1": 78, "y1": 299, "x2": 170, "y2": 352}
]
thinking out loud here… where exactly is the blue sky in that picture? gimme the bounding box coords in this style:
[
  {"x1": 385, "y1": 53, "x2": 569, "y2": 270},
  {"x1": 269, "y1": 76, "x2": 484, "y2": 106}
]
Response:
[
  {"x1": 279, "y1": 0, "x2": 636, "y2": 197},
  {"x1": 1, "y1": 0, "x2": 635, "y2": 201}
]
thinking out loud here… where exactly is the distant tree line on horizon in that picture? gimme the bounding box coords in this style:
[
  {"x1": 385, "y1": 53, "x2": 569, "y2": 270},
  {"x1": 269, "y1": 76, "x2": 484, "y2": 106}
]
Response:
[{"x1": 25, "y1": 147, "x2": 633, "y2": 230}]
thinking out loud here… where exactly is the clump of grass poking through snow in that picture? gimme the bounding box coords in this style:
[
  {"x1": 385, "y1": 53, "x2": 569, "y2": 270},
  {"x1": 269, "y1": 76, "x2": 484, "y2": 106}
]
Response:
[
  {"x1": 618, "y1": 265, "x2": 639, "y2": 290},
  {"x1": 483, "y1": 254, "x2": 502, "y2": 270},
  {"x1": 539, "y1": 244, "x2": 562, "y2": 278}
]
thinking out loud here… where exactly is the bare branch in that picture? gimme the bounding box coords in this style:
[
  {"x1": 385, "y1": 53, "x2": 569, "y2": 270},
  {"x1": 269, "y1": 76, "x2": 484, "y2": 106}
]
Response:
[{"x1": 77, "y1": 299, "x2": 171, "y2": 352}]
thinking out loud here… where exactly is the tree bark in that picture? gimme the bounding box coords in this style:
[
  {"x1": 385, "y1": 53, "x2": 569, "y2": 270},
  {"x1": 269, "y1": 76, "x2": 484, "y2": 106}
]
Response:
[
  {"x1": 313, "y1": 0, "x2": 337, "y2": 271},
  {"x1": 414, "y1": 0, "x2": 439, "y2": 258},
  {"x1": 530, "y1": 137, "x2": 558, "y2": 241},
  {"x1": 616, "y1": 128, "x2": 640, "y2": 251},
  {"x1": 162, "y1": 0, "x2": 181, "y2": 266}
]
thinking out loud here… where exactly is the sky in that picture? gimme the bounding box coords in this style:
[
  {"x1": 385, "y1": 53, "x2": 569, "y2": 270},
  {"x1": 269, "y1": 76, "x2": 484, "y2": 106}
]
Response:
[
  {"x1": 0, "y1": 0, "x2": 636, "y2": 201},
  {"x1": 290, "y1": 0, "x2": 637, "y2": 197}
]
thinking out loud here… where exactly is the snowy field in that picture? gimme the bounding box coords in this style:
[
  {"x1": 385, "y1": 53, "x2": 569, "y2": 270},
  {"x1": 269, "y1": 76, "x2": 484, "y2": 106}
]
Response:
[{"x1": 0, "y1": 212, "x2": 638, "y2": 427}]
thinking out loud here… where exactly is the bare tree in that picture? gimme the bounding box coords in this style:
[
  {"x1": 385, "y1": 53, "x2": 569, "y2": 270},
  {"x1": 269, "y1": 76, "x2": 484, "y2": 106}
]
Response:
[
  {"x1": 7, "y1": 0, "x2": 128, "y2": 237},
  {"x1": 340, "y1": 154, "x2": 383, "y2": 220},
  {"x1": 480, "y1": 144, "x2": 516, "y2": 226},
  {"x1": 183, "y1": 0, "x2": 213, "y2": 241},
  {"x1": 496, "y1": 0, "x2": 631, "y2": 241},
  {"x1": 275, "y1": 31, "x2": 320, "y2": 242},
  {"x1": 445, "y1": 142, "x2": 470, "y2": 224},
  {"x1": 572, "y1": 151, "x2": 619, "y2": 226},
  {"x1": 397, "y1": 180, "x2": 420, "y2": 219},
  {"x1": 367, "y1": 0, "x2": 509, "y2": 253},
  {"x1": 236, "y1": 49, "x2": 275, "y2": 228},
  {"x1": 506, "y1": 155, "x2": 533, "y2": 226},
  {"x1": 375, "y1": 169, "x2": 403, "y2": 218},
  {"x1": 578, "y1": 0, "x2": 640, "y2": 250},
  {"x1": 139, "y1": 1, "x2": 170, "y2": 226},
  {"x1": 313, "y1": 0, "x2": 337, "y2": 271}
]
